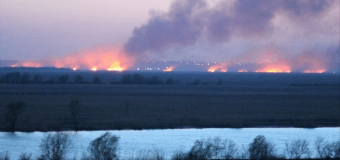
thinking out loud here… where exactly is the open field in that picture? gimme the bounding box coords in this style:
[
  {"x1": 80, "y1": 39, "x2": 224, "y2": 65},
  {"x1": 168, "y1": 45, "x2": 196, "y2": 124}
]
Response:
[{"x1": 0, "y1": 72, "x2": 339, "y2": 131}]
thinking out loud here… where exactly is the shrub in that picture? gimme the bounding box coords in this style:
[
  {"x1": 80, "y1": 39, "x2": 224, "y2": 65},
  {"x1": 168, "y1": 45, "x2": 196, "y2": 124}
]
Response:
[
  {"x1": 39, "y1": 132, "x2": 72, "y2": 160},
  {"x1": 165, "y1": 78, "x2": 175, "y2": 85},
  {"x1": 171, "y1": 151, "x2": 187, "y2": 160},
  {"x1": 20, "y1": 73, "x2": 31, "y2": 84},
  {"x1": 120, "y1": 74, "x2": 133, "y2": 84},
  {"x1": 248, "y1": 135, "x2": 276, "y2": 160},
  {"x1": 216, "y1": 79, "x2": 223, "y2": 85},
  {"x1": 19, "y1": 153, "x2": 32, "y2": 160},
  {"x1": 284, "y1": 139, "x2": 311, "y2": 159},
  {"x1": 92, "y1": 76, "x2": 102, "y2": 84},
  {"x1": 0, "y1": 151, "x2": 10, "y2": 160},
  {"x1": 33, "y1": 74, "x2": 43, "y2": 84},
  {"x1": 315, "y1": 137, "x2": 340, "y2": 159},
  {"x1": 187, "y1": 137, "x2": 234, "y2": 160},
  {"x1": 133, "y1": 74, "x2": 145, "y2": 84},
  {"x1": 88, "y1": 132, "x2": 120, "y2": 160},
  {"x1": 58, "y1": 75, "x2": 69, "y2": 84},
  {"x1": 3, "y1": 72, "x2": 21, "y2": 84},
  {"x1": 147, "y1": 76, "x2": 162, "y2": 85},
  {"x1": 75, "y1": 75, "x2": 83, "y2": 84},
  {"x1": 191, "y1": 79, "x2": 200, "y2": 85},
  {"x1": 4, "y1": 101, "x2": 27, "y2": 132}
]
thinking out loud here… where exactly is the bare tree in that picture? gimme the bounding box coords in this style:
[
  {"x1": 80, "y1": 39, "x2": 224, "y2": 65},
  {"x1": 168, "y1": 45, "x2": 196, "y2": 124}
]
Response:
[
  {"x1": 315, "y1": 137, "x2": 340, "y2": 159},
  {"x1": 68, "y1": 100, "x2": 82, "y2": 131},
  {"x1": 19, "y1": 153, "x2": 32, "y2": 160},
  {"x1": 88, "y1": 132, "x2": 120, "y2": 160},
  {"x1": 284, "y1": 139, "x2": 311, "y2": 159},
  {"x1": 0, "y1": 151, "x2": 10, "y2": 160},
  {"x1": 39, "y1": 132, "x2": 72, "y2": 160},
  {"x1": 221, "y1": 139, "x2": 238, "y2": 159},
  {"x1": 4, "y1": 101, "x2": 27, "y2": 132},
  {"x1": 248, "y1": 135, "x2": 276, "y2": 160}
]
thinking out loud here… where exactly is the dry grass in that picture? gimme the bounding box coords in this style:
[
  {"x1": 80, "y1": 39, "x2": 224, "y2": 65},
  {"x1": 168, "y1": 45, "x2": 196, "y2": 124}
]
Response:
[{"x1": 0, "y1": 84, "x2": 339, "y2": 131}]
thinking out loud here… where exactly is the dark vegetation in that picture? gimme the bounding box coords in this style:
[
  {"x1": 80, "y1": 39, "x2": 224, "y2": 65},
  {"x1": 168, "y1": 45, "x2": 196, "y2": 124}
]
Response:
[
  {"x1": 0, "y1": 71, "x2": 339, "y2": 131},
  {"x1": 1, "y1": 133, "x2": 340, "y2": 160}
]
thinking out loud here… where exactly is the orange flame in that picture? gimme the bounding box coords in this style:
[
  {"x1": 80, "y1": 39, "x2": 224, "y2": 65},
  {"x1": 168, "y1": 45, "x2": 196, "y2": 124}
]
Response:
[
  {"x1": 297, "y1": 52, "x2": 327, "y2": 73},
  {"x1": 303, "y1": 69, "x2": 326, "y2": 73},
  {"x1": 163, "y1": 66, "x2": 174, "y2": 72},
  {"x1": 256, "y1": 62, "x2": 291, "y2": 73},
  {"x1": 238, "y1": 69, "x2": 248, "y2": 72},
  {"x1": 208, "y1": 63, "x2": 228, "y2": 72},
  {"x1": 108, "y1": 62, "x2": 123, "y2": 71},
  {"x1": 53, "y1": 47, "x2": 133, "y2": 71},
  {"x1": 11, "y1": 61, "x2": 42, "y2": 68}
]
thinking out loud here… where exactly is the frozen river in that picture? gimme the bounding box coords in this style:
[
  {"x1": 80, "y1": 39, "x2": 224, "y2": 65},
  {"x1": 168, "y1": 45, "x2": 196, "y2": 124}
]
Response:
[{"x1": 1, "y1": 128, "x2": 339, "y2": 159}]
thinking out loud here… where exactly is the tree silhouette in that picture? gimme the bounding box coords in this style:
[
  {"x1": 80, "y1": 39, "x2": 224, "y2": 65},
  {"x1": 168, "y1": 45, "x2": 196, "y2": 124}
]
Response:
[
  {"x1": 4, "y1": 101, "x2": 27, "y2": 132},
  {"x1": 33, "y1": 74, "x2": 43, "y2": 84},
  {"x1": 92, "y1": 76, "x2": 102, "y2": 84},
  {"x1": 68, "y1": 100, "x2": 82, "y2": 131},
  {"x1": 20, "y1": 73, "x2": 31, "y2": 84},
  {"x1": 88, "y1": 132, "x2": 120, "y2": 160},
  {"x1": 58, "y1": 75, "x2": 69, "y2": 84},
  {"x1": 75, "y1": 75, "x2": 83, "y2": 84},
  {"x1": 248, "y1": 135, "x2": 275, "y2": 160},
  {"x1": 40, "y1": 132, "x2": 72, "y2": 160}
]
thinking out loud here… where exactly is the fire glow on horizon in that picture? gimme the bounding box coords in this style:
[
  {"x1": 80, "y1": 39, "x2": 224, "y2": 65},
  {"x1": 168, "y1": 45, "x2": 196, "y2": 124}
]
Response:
[
  {"x1": 8, "y1": 48, "x2": 333, "y2": 74},
  {"x1": 163, "y1": 66, "x2": 174, "y2": 72},
  {"x1": 11, "y1": 47, "x2": 134, "y2": 72},
  {"x1": 208, "y1": 63, "x2": 228, "y2": 72}
]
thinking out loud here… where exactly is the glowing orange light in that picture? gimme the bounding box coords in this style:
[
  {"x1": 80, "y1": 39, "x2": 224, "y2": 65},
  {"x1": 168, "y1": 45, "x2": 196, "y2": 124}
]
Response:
[
  {"x1": 208, "y1": 69, "x2": 216, "y2": 72},
  {"x1": 256, "y1": 63, "x2": 291, "y2": 73},
  {"x1": 163, "y1": 66, "x2": 174, "y2": 72},
  {"x1": 73, "y1": 68, "x2": 77, "y2": 71},
  {"x1": 51, "y1": 47, "x2": 134, "y2": 71},
  {"x1": 108, "y1": 62, "x2": 123, "y2": 71},
  {"x1": 11, "y1": 61, "x2": 42, "y2": 68},
  {"x1": 303, "y1": 69, "x2": 326, "y2": 73},
  {"x1": 238, "y1": 69, "x2": 248, "y2": 72},
  {"x1": 208, "y1": 63, "x2": 228, "y2": 72}
]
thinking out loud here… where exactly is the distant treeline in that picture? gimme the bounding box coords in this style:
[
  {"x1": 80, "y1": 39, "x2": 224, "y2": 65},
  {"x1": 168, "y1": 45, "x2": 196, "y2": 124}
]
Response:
[
  {"x1": 0, "y1": 132, "x2": 339, "y2": 160},
  {"x1": 0, "y1": 72, "x2": 223, "y2": 85}
]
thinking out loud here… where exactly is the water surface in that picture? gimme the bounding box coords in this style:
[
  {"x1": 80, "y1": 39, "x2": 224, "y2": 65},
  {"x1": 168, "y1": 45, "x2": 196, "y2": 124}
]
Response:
[{"x1": 1, "y1": 128, "x2": 339, "y2": 159}]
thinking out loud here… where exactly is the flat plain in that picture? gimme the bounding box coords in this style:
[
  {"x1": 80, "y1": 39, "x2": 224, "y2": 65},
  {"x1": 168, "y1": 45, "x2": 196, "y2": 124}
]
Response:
[{"x1": 0, "y1": 72, "x2": 339, "y2": 131}]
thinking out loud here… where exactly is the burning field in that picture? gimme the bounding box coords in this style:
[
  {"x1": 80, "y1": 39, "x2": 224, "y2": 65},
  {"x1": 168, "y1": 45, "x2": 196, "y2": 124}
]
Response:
[
  {"x1": 10, "y1": 46, "x2": 134, "y2": 72},
  {"x1": 7, "y1": 48, "x2": 339, "y2": 74}
]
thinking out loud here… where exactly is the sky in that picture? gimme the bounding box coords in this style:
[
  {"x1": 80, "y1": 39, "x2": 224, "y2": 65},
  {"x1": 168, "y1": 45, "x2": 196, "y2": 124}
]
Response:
[{"x1": 0, "y1": 0, "x2": 339, "y2": 63}]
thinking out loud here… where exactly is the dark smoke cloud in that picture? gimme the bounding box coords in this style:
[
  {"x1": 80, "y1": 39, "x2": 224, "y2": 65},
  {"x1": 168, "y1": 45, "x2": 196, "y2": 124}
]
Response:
[
  {"x1": 124, "y1": 0, "x2": 334, "y2": 55},
  {"x1": 124, "y1": 0, "x2": 207, "y2": 55}
]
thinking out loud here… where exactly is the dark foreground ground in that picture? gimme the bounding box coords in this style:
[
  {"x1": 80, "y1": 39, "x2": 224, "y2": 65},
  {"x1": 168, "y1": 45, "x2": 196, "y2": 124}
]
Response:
[{"x1": 0, "y1": 72, "x2": 339, "y2": 131}]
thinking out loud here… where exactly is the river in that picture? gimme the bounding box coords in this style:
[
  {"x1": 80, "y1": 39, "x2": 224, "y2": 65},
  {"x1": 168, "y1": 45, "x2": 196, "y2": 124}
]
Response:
[{"x1": 1, "y1": 128, "x2": 339, "y2": 159}]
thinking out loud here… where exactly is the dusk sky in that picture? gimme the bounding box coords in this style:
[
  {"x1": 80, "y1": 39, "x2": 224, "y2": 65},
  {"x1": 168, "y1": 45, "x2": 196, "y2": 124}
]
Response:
[{"x1": 1, "y1": 0, "x2": 339, "y2": 62}]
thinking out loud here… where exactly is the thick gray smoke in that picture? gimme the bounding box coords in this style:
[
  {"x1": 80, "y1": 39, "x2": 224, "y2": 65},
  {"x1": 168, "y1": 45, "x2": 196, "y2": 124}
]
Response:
[
  {"x1": 124, "y1": 0, "x2": 207, "y2": 55},
  {"x1": 124, "y1": 0, "x2": 334, "y2": 55}
]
